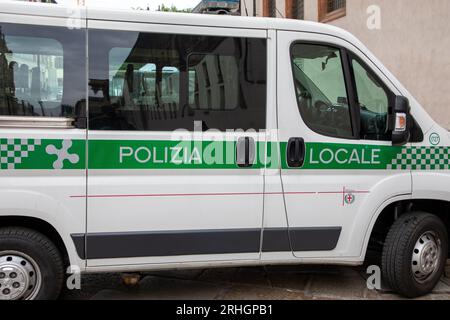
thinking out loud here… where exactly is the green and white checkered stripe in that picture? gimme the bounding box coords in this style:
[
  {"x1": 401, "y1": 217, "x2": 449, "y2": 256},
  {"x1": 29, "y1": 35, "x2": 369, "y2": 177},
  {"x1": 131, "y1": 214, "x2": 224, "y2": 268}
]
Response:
[
  {"x1": 0, "y1": 138, "x2": 448, "y2": 171},
  {"x1": 387, "y1": 147, "x2": 450, "y2": 170},
  {"x1": 0, "y1": 139, "x2": 42, "y2": 170}
]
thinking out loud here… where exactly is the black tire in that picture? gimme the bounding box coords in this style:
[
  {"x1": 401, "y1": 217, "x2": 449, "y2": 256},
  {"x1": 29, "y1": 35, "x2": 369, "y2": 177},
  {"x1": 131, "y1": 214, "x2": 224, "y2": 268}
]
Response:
[
  {"x1": 0, "y1": 227, "x2": 64, "y2": 300},
  {"x1": 382, "y1": 212, "x2": 448, "y2": 298}
]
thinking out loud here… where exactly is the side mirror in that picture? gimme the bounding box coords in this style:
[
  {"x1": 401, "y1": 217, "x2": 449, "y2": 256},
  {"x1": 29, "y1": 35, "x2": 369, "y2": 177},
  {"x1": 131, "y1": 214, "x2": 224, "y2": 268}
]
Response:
[{"x1": 392, "y1": 96, "x2": 411, "y2": 146}]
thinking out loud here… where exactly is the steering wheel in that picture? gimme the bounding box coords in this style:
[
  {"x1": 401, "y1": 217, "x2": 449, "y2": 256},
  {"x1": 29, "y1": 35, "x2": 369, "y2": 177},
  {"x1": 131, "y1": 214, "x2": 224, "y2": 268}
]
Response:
[
  {"x1": 314, "y1": 100, "x2": 351, "y2": 131},
  {"x1": 314, "y1": 100, "x2": 333, "y2": 122}
]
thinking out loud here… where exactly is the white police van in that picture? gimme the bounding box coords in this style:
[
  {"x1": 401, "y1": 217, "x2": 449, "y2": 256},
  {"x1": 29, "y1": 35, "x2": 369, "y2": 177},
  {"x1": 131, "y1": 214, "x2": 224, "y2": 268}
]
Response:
[{"x1": 0, "y1": 2, "x2": 448, "y2": 300}]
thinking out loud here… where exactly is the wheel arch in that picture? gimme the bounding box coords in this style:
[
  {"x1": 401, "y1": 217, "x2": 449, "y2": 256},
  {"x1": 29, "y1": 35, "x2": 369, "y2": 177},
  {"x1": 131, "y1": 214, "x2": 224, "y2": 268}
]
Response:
[
  {"x1": 0, "y1": 189, "x2": 86, "y2": 270},
  {"x1": 0, "y1": 216, "x2": 71, "y2": 268},
  {"x1": 364, "y1": 198, "x2": 450, "y2": 261}
]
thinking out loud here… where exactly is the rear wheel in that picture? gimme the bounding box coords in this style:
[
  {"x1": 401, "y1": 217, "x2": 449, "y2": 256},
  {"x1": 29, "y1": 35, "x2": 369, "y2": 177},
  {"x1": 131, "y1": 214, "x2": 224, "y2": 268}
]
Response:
[
  {"x1": 0, "y1": 227, "x2": 64, "y2": 300},
  {"x1": 382, "y1": 212, "x2": 448, "y2": 298}
]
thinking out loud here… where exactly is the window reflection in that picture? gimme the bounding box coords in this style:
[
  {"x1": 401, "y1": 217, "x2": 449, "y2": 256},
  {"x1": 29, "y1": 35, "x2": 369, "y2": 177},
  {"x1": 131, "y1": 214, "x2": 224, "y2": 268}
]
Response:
[
  {"x1": 89, "y1": 30, "x2": 267, "y2": 131},
  {"x1": 0, "y1": 24, "x2": 85, "y2": 118}
]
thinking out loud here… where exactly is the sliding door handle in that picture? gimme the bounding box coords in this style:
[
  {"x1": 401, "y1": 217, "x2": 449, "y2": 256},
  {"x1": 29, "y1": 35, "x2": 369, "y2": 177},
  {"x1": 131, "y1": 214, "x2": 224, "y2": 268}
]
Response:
[
  {"x1": 287, "y1": 137, "x2": 305, "y2": 168},
  {"x1": 236, "y1": 137, "x2": 255, "y2": 168}
]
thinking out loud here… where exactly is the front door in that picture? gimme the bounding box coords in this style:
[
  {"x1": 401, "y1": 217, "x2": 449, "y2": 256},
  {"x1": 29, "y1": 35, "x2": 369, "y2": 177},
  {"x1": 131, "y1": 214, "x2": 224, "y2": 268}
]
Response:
[
  {"x1": 277, "y1": 31, "x2": 412, "y2": 259},
  {"x1": 86, "y1": 21, "x2": 268, "y2": 266}
]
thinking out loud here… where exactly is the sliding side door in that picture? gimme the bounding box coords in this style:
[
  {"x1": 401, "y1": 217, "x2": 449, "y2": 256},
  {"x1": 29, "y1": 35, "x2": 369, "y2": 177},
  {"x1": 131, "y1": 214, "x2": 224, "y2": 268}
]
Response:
[{"x1": 86, "y1": 20, "x2": 268, "y2": 267}]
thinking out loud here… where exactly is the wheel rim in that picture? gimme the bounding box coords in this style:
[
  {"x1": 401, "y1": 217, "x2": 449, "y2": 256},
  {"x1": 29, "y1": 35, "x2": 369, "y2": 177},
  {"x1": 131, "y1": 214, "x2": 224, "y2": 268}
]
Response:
[
  {"x1": 0, "y1": 251, "x2": 42, "y2": 300},
  {"x1": 411, "y1": 231, "x2": 442, "y2": 284}
]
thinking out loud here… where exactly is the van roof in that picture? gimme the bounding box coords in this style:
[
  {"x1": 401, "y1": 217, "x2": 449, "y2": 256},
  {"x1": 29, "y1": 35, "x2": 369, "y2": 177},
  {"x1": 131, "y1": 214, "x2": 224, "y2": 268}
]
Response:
[{"x1": 0, "y1": 1, "x2": 353, "y2": 39}]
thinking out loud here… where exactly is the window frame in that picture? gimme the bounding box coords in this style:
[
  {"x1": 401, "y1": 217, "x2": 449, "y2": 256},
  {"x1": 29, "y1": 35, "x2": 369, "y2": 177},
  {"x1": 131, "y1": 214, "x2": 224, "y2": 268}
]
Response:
[
  {"x1": 318, "y1": 0, "x2": 346, "y2": 23},
  {"x1": 285, "y1": 0, "x2": 305, "y2": 20},
  {"x1": 289, "y1": 40, "x2": 405, "y2": 142},
  {"x1": 263, "y1": 0, "x2": 277, "y2": 17}
]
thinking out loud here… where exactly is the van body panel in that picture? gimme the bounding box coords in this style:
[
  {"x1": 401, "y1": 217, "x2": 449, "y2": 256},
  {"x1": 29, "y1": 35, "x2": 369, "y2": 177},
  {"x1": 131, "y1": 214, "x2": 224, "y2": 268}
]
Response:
[
  {"x1": 0, "y1": 10, "x2": 88, "y2": 270},
  {"x1": 412, "y1": 125, "x2": 450, "y2": 200},
  {"x1": 276, "y1": 30, "x2": 413, "y2": 259},
  {"x1": 0, "y1": 130, "x2": 87, "y2": 268},
  {"x1": 0, "y1": 2, "x2": 447, "y2": 273},
  {"x1": 0, "y1": 2, "x2": 87, "y2": 20},
  {"x1": 85, "y1": 20, "x2": 268, "y2": 266}
]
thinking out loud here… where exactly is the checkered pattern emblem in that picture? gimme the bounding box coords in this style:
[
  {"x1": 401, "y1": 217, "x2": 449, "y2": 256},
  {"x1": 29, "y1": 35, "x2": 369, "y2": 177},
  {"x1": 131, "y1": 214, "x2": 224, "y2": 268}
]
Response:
[
  {"x1": 0, "y1": 139, "x2": 41, "y2": 170},
  {"x1": 387, "y1": 147, "x2": 450, "y2": 170}
]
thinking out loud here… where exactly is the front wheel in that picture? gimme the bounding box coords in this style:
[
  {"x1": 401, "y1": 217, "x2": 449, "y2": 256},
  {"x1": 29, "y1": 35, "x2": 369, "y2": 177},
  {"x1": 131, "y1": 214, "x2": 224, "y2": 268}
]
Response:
[
  {"x1": 382, "y1": 212, "x2": 448, "y2": 298},
  {"x1": 0, "y1": 227, "x2": 64, "y2": 300}
]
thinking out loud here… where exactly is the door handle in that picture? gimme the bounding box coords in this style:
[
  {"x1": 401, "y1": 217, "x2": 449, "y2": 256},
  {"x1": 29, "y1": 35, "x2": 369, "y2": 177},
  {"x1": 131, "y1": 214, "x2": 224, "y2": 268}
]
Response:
[
  {"x1": 236, "y1": 137, "x2": 255, "y2": 168},
  {"x1": 287, "y1": 137, "x2": 305, "y2": 168}
]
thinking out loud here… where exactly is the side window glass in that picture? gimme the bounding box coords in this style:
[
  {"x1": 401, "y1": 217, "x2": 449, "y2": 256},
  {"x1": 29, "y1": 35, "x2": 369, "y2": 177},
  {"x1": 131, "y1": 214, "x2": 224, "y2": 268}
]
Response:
[
  {"x1": 351, "y1": 58, "x2": 391, "y2": 140},
  {"x1": 0, "y1": 24, "x2": 85, "y2": 118},
  {"x1": 188, "y1": 54, "x2": 239, "y2": 111},
  {"x1": 107, "y1": 47, "x2": 180, "y2": 130},
  {"x1": 291, "y1": 43, "x2": 353, "y2": 139},
  {"x1": 161, "y1": 66, "x2": 180, "y2": 110},
  {"x1": 89, "y1": 30, "x2": 267, "y2": 131}
]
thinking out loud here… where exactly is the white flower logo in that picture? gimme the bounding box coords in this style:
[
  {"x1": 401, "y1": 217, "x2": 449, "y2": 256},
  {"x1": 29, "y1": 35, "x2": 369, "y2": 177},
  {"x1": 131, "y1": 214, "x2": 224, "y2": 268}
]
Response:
[{"x1": 45, "y1": 140, "x2": 80, "y2": 169}]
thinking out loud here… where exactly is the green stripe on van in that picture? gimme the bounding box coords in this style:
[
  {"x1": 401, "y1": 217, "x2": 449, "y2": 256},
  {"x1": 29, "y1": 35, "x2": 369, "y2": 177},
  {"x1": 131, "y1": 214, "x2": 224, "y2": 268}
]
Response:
[
  {"x1": 0, "y1": 138, "x2": 448, "y2": 171},
  {"x1": 88, "y1": 140, "x2": 266, "y2": 169},
  {"x1": 280, "y1": 142, "x2": 402, "y2": 170},
  {"x1": 0, "y1": 138, "x2": 85, "y2": 170},
  {"x1": 280, "y1": 142, "x2": 449, "y2": 170}
]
